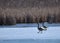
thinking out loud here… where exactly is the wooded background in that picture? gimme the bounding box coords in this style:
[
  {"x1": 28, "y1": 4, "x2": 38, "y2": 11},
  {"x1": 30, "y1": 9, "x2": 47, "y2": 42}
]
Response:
[{"x1": 0, "y1": 0, "x2": 60, "y2": 25}]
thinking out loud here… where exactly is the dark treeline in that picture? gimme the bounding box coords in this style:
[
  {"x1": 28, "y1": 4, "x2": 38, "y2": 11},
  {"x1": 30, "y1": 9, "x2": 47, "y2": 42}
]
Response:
[
  {"x1": 0, "y1": 7, "x2": 60, "y2": 25},
  {"x1": 0, "y1": 10, "x2": 60, "y2": 25},
  {"x1": 0, "y1": 0, "x2": 60, "y2": 25}
]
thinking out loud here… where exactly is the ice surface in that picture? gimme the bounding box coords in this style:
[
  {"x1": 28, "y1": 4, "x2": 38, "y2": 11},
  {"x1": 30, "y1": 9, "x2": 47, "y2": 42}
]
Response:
[{"x1": 0, "y1": 26, "x2": 60, "y2": 40}]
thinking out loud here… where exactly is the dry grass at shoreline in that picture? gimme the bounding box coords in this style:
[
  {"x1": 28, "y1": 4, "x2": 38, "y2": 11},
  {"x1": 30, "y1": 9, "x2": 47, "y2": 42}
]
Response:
[{"x1": 0, "y1": 6, "x2": 60, "y2": 25}]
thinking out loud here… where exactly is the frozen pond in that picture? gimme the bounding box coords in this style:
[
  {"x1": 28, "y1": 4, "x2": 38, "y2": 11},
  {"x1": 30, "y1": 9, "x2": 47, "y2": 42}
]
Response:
[
  {"x1": 0, "y1": 27, "x2": 60, "y2": 39},
  {"x1": 0, "y1": 23, "x2": 60, "y2": 28},
  {"x1": 0, "y1": 23, "x2": 60, "y2": 43}
]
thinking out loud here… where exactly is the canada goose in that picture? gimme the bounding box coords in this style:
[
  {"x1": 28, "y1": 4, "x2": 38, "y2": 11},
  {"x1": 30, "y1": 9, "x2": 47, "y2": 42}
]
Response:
[
  {"x1": 37, "y1": 22, "x2": 47, "y2": 33},
  {"x1": 42, "y1": 22, "x2": 47, "y2": 30}
]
